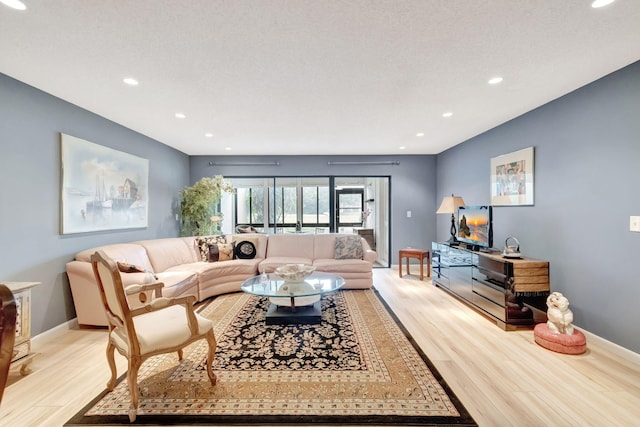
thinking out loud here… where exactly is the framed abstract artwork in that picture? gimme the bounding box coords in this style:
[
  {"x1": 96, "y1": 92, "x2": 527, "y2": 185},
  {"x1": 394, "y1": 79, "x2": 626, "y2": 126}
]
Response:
[
  {"x1": 490, "y1": 146, "x2": 534, "y2": 206},
  {"x1": 60, "y1": 133, "x2": 149, "y2": 234}
]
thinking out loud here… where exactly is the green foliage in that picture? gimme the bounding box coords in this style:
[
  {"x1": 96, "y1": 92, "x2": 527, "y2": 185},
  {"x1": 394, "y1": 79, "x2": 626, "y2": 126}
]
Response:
[{"x1": 180, "y1": 176, "x2": 235, "y2": 236}]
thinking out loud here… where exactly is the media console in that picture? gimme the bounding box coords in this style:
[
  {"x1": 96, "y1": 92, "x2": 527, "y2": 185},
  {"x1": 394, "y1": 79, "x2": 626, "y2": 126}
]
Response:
[{"x1": 431, "y1": 242, "x2": 550, "y2": 330}]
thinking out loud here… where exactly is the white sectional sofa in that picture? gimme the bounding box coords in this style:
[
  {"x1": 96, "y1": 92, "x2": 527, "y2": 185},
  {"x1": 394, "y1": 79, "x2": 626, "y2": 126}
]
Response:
[{"x1": 66, "y1": 233, "x2": 377, "y2": 327}]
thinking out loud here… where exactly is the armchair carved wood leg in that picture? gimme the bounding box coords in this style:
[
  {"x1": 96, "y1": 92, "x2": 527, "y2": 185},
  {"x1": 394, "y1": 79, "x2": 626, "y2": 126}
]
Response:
[
  {"x1": 105, "y1": 341, "x2": 118, "y2": 390},
  {"x1": 177, "y1": 349, "x2": 183, "y2": 360},
  {"x1": 127, "y1": 356, "x2": 142, "y2": 422},
  {"x1": 205, "y1": 331, "x2": 217, "y2": 386}
]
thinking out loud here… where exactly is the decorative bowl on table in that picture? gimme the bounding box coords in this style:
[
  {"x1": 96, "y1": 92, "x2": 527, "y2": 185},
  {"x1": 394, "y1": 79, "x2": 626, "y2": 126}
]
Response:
[{"x1": 274, "y1": 264, "x2": 316, "y2": 282}]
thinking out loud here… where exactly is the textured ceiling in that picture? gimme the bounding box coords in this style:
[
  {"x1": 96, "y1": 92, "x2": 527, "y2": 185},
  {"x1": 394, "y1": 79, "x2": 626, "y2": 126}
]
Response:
[{"x1": 1, "y1": 0, "x2": 639, "y2": 155}]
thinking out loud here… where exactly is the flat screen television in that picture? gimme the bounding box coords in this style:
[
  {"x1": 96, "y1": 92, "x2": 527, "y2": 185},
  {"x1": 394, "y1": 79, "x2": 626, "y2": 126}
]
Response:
[{"x1": 457, "y1": 205, "x2": 493, "y2": 250}]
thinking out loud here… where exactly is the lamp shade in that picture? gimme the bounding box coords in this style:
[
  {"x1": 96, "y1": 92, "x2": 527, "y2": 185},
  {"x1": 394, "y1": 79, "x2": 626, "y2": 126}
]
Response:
[{"x1": 436, "y1": 195, "x2": 466, "y2": 214}]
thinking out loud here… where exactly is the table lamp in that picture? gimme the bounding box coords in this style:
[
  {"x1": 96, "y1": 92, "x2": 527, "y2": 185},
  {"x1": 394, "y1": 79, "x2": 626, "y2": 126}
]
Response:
[{"x1": 436, "y1": 194, "x2": 465, "y2": 245}]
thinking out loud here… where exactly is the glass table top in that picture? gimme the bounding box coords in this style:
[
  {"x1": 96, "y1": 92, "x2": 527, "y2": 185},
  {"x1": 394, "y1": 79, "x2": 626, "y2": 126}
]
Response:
[{"x1": 241, "y1": 272, "x2": 345, "y2": 299}]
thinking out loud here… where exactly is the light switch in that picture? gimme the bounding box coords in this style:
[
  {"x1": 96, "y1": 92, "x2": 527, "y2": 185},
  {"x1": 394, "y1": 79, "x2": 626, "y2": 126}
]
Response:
[
  {"x1": 630, "y1": 216, "x2": 640, "y2": 232},
  {"x1": 406, "y1": 210, "x2": 412, "y2": 218}
]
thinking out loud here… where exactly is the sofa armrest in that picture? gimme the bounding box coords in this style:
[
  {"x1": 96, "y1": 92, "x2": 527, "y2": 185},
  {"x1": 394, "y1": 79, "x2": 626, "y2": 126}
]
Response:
[
  {"x1": 359, "y1": 237, "x2": 377, "y2": 264},
  {"x1": 66, "y1": 260, "x2": 108, "y2": 326},
  {"x1": 363, "y1": 249, "x2": 377, "y2": 264}
]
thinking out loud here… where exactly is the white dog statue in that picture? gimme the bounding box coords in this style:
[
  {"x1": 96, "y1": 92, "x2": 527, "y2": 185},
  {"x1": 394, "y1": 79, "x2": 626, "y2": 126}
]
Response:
[{"x1": 546, "y1": 292, "x2": 574, "y2": 335}]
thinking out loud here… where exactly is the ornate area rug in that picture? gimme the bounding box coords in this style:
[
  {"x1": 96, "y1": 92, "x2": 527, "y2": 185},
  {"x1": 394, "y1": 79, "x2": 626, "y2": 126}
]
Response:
[{"x1": 66, "y1": 289, "x2": 476, "y2": 426}]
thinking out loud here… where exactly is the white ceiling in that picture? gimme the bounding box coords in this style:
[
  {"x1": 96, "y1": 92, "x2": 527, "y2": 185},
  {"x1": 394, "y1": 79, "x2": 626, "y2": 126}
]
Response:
[{"x1": 1, "y1": 1, "x2": 639, "y2": 156}]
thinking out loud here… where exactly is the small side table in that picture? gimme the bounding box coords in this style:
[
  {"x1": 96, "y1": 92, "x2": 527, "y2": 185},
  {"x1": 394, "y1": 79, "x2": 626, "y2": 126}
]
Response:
[{"x1": 399, "y1": 248, "x2": 431, "y2": 280}]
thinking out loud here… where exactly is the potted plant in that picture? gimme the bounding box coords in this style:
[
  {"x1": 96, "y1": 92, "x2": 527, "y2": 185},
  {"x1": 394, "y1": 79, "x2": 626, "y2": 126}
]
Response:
[{"x1": 179, "y1": 176, "x2": 235, "y2": 236}]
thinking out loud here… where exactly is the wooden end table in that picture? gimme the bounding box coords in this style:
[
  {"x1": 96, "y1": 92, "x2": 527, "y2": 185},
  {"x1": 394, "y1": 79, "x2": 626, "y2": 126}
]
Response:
[{"x1": 399, "y1": 248, "x2": 431, "y2": 280}]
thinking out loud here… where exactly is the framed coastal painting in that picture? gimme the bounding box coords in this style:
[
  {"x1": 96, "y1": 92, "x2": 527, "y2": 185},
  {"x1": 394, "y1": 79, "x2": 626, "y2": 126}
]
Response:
[
  {"x1": 490, "y1": 147, "x2": 534, "y2": 206},
  {"x1": 60, "y1": 133, "x2": 149, "y2": 234}
]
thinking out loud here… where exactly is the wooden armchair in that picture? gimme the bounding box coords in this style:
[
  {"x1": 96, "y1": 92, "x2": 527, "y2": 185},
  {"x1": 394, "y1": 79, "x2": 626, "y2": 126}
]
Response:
[
  {"x1": 90, "y1": 250, "x2": 217, "y2": 422},
  {"x1": 0, "y1": 284, "x2": 17, "y2": 406}
]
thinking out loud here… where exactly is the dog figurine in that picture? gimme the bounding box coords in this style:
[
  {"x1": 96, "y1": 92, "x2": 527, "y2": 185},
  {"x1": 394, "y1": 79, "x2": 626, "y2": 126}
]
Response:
[{"x1": 546, "y1": 292, "x2": 574, "y2": 335}]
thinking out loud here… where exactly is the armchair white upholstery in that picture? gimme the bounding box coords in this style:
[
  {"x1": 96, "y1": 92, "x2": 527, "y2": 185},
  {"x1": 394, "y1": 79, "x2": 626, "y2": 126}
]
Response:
[{"x1": 91, "y1": 250, "x2": 217, "y2": 422}]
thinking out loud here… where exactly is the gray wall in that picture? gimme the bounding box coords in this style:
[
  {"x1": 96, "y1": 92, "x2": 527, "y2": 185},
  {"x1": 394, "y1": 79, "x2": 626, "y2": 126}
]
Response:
[
  {"x1": 189, "y1": 155, "x2": 438, "y2": 264},
  {"x1": 0, "y1": 74, "x2": 190, "y2": 336},
  {"x1": 436, "y1": 61, "x2": 640, "y2": 353}
]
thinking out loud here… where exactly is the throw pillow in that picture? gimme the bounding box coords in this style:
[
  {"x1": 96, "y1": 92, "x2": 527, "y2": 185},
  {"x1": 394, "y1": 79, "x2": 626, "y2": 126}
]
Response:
[
  {"x1": 117, "y1": 261, "x2": 144, "y2": 273},
  {"x1": 231, "y1": 235, "x2": 259, "y2": 252},
  {"x1": 195, "y1": 235, "x2": 227, "y2": 261},
  {"x1": 208, "y1": 242, "x2": 235, "y2": 262},
  {"x1": 234, "y1": 240, "x2": 257, "y2": 259},
  {"x1": 116, "y1": 262, "x2": 158, "y2": 280},
  {"x1": 335, "y1": 235, "x2": 364, "y2": 260}
]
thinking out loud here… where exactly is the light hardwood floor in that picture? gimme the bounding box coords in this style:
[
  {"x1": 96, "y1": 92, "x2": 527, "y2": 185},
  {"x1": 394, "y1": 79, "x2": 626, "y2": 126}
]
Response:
[{"x1": 1, "y1": 268, "x2": 639, "y2": 426}]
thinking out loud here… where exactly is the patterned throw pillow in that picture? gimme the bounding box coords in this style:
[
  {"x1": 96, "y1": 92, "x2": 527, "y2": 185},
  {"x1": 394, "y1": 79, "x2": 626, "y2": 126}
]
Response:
[
  {"x1": 116, "y1": 261, "x2": 158, "y2": 280},
  {"x1": 234, "y1": 240, "x2": 257, "y2": 259},
  {"x1": 116, "y1": 261, "x2": 145, "y2": 273},
  {"x1": 335, "y1": 235, "x2": 364, "y2": 260},
  {"x1": 208, "y1": 243, "x2": 235, "y2": 262},
  {"x1": 195, "y1": 235, "x2": 227, "y2": 261}
]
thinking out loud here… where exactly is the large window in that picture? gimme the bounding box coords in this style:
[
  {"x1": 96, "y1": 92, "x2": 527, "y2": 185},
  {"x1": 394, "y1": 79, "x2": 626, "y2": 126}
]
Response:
[
  {"x1": 221, "y1": 176, "x2": 390, "y2": 267},
  {"x1": 228, "y1": 177, "x2": 330, "y2": 233}
]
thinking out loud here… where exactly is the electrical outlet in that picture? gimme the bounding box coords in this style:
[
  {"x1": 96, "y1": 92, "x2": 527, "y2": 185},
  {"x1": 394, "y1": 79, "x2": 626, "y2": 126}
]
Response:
[{"x1": 630, "y1": 216, "x2": 640, "y2": 232}]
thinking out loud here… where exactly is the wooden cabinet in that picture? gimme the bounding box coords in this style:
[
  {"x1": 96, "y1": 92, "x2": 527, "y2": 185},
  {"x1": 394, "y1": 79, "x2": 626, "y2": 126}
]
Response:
[
  {"x1": 4, "y1": 282, "x2": 39, "y2": 375},
  {"x1": 431, "y1": 243, "x2": 549, "y2": 330}
]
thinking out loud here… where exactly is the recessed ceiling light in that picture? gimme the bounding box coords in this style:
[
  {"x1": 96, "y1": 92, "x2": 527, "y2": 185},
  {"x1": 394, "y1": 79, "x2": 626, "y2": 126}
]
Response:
[
  {"x1": 442, "y1": 112, "x2": 453, "y2": 118},
  {"x1": 416, "y1": 133, "x2": 424, "y2": 137},
  {"x1": 488, "y1": 77, "x2": 503, "y2": 85},
  {"x1": 592, "y1": 0, "x2": 615, "y2": 8},
  {"x1": 175, "y1": 113, "x2": 186, "y2": 119},
  {"x1": 399, "y1": 146, "x2": 406, "y2": 150},
  {"x1": 123, "y1": 77, "x2": 138, "y2": 86},
  {"x1": 225, "y1": 147, "x2": 232, "y2": 151},
  {"x1": 205, "y1": 133, "x2": 213, "y2": 138},
  {"x1": 0, "y1": 0, "x2": 27, "y2": 10}
]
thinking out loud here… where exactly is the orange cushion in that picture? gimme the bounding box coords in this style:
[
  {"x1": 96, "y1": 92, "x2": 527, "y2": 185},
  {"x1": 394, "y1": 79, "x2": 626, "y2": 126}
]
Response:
[{"x1": 534, "y1": 323, "x2": 587, "y2": 355}]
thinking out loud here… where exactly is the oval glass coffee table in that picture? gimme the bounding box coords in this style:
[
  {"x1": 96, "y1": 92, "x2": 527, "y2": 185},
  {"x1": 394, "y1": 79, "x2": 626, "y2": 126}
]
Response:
[{"x1": 241, "y1": 272, "x2": 345, "y2": 324}]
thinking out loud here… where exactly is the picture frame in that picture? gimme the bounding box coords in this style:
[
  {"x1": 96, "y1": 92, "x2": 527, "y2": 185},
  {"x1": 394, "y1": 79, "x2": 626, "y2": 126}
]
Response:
[
  {"x1": 490, "y1": 146, "x2": 534, "y2": 206},
  {"x1": 60, "y1": 133, "x2": 149, "y2": 234}
]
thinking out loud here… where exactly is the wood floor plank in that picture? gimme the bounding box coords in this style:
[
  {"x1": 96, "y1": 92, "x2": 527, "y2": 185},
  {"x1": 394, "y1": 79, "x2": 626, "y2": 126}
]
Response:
[{"x1": 1, "y1": 268, "x2": 639, "y2": 426}]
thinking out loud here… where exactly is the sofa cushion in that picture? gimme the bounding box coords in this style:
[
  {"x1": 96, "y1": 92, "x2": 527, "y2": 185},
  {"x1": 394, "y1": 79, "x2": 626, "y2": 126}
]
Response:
[
  {"x1": 154, "y1": 271, "x2": 198, "y2": 298},
  {"x1": 265, "y1": 234, "x2": 315, "y2": 259},
  {"x1": 234, "y1": 240, "x2": 257, "y2": 259},
  {"x1": 230, "y1": 234, "x2": 259, "y2": 250},
  {"x1": 228, "y1": 234, "x2": 268, "y2": 259},
  {"x1": 75, "y1": 244, "x2": 154, "y2": 272},
  {"x1": 163, "y1": 260, "x2": 260, "y2": 285},
  {"x1": 194, "y1": 235, "x2": 227, "y2": 261},
  {"x1": 313, "y1": 258, "x2": 372, "y2": 273},
  {"x1": 136, "y1": 238, "x2": 198, "y2": 273},
  {"x1": 258, "y1": 257, "x2": 313, "y2": 273},
  {"x1": 208, "y1": 242, "x2": 235, "y2": 262},
  {"x1": 117, "y1": 261, "x2": 145, "y2": 274},
  {"x1": 334, "y1": 235, "x2": 364, "y2": 259}
]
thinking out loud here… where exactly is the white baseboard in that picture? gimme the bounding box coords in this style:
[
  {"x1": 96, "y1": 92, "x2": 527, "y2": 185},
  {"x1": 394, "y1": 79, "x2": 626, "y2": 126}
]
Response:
[
  {"x1": 32, "y1": 318, "x2": 79, "y2": 347},
  {"x1": 580, "y1": 328, "x2": 640, "y2": 365}
]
